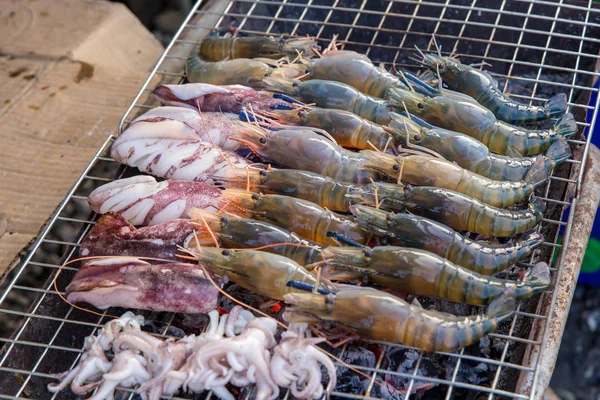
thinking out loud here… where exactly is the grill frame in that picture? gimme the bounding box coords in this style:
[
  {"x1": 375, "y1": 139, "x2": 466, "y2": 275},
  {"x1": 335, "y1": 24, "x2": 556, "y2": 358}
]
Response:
[{"x1": 1, "y1": 1, "x2": 599, "y2": 399}]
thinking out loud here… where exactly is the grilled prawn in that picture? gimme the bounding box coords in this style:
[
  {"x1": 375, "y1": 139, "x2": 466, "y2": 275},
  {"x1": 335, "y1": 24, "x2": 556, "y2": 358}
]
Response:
[
  {"x1": 198, "y1": 34, "x2": 317, "y2": 61},
  {"x1": 219, "y1": 189, "x2": 369, "y2": 247},
  {"x1": 418, "y1": 52, "x2": 568, "y2": 124},
  {"x1": 284, "y1": 285, "x2": 515, "y2": 353},
  {"x1": 352, "y1": 205, "x2": 543, "y2": 275},
  {"x1": 219, "y1": 168, "x2": 544, "y2": 237},
  {"x1": 232, "y1": 126, "x2": 542, "y2": 207},
  {"x1": 318, "y1": 246, "x2": 550, "y2": 306},
  {"x1": 387, "y1": 82, "x2": 577, "y2": 157}
]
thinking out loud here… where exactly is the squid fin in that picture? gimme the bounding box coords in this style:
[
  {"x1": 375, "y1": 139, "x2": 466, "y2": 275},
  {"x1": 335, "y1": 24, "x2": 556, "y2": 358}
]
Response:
[{"x1": 544, "y1": 93, "x2": 568, "y2": 118}]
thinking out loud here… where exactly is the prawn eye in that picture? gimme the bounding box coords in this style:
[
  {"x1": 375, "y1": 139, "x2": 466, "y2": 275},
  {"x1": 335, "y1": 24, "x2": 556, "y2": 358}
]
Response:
[
  {"x1": 292, "y1": 81, "x2": 299, "y2": 87},
  {"x1": 386, "y1": 214, "x2": 393, "y2": 222},
  {"x1": 414, "y1": 135, "x2": 421, "y2": 142},
  {"x1": 305, "y1": 69, "x2": 310, "y2": 74},
  {"x1": 259, "y1": 137, "x2": 267, "y2": 144},
  {"x1": 364, "y1": 248, "x2": 373, "y2": 258},
  {"x1": 221, "y1": 249, "x2": 231, "y2": 256},
  {"x1": 439, "y1": 64, "x2": 445, "y2": 71},
  {"x1": 251, "y1": 193, "x2": 260, "y2": 200},
  {"x1": 259, "y1": 170, "x2": 267, "y2": 176},
  {"x1": 220, "y1": 217, "x2": 229, "y2": 224},
  {"x1": 417, "y1": 103, "x2": 425, "y2": 110},
  {"x1": 392, "y1": 164, "x2": 400, "y2": 171}
]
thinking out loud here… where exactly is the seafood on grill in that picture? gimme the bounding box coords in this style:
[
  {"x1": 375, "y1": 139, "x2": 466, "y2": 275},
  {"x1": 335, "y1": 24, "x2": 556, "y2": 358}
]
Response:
[
  {"x1": 111, "y1": 116, "x2": 250, "y2": 182},
  {"x1": 317, "y1": 246, "x2": 550, "y2": 306},
  {"x1": 153, "y1": 83, "x2": 291, "y2": 114},
  {"x1": 186, "y1": 247, "x2": 334, "y2": 300},
  {"x1": 219, "y1": 189, "x2": 369, "y2": 246},
  {"x1": 66, "y1": 257, "x2": 219, "y2": 314},
  {"x1": 387, "y1": 82, "x2": 577, "y2": 157},
  {"x1": 264, "y1": 77, "x2": 396, "y2": 125},
  {"x1": 88, "y1": 176, "x2": 223, "y2": 226},
  {"x1": 49, "y1": 308, "x2": 335, "y2": 400},
  {"x1": 80, "y1": 212, "x2": 197, "y2": 260},
  {"x1": 187, "y1": 44, "x2": 303, "y2": 86},
  {"x1": 267, "y1": 106, "x2": 398, "y2": 152},
  {"x1": 296, "y1": 49, "x2": 479, "y2": 104},
  {"x1": 48, "y1": 312, "x2": 144, "y2": 395},
  {"x1": 129, "y1": 106, "x2": 245, "y2": 151},
  {"x1": 389, "y1": 112, "x2": 570, "y2": 182},
  {"x1": 352, "y1": 205, "x2": 544, "y2": 275},
  {"x1": 218, "y1": 168, "x2": 544, "y2": 236},
  {"x1": 188, "y1": 208, "x2": 325, "y2": 266},
  {"x1": 284, "y1": 284, "x2": 516, "y2": 353},
  {"x1": 233, "y1": 126, "x2": 542, "y2": 207},
  {"x1": 197, "y1": 34, "x2": 317, "y2": 61},
  {"x1": 270, "y1": 323, "x2": 337, "y2": 399},
  {"x1": 417, "y1": 52, "x2": 568, "y2": 124}
]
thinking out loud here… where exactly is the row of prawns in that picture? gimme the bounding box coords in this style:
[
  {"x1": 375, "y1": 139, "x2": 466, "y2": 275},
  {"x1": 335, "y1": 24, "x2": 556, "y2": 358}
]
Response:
[{"x1": 52, "y1": 33, "x2": 575, "y2": 399}]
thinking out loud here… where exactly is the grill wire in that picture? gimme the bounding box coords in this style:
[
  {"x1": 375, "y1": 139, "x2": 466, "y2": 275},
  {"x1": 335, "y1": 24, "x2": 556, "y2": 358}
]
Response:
[{"x1": 1, "y1": 0, "x2": 600, "y2": 399}]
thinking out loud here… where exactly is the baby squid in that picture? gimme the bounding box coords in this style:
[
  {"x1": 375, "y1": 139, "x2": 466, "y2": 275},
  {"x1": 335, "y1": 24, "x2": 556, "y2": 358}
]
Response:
[
  {"x1": 218, "y1": 168, "x2": 544, "y2": 237},
  {"x1": 417, "y1": 52, "x2": 568, "y2": 124},
  {"x1": 283, "y1": 285, "x2": 515, "y2": 353},
  {"x1": 318, "y1": 246, "x2": 550, "y2": 306},
  {"x1": 187, "y1": 208, "x2": 325, "y2": 266},
  {"x1": 231, "y1": 125, "x2": 540, "y2": 207},
  {"x1": 387, "y1": 83, "x2": 577, "y2": 157},
  {"x1": 219, "y1": 189, "x2": 369, "y2": 247},
  {"x1": 388, "y1": 112, "x2": 571, "y2": 182},
  {"x1": 188, "y1": 248, "x2": 331, "y2": 301},
  {"x1": 186, "y1": 44, "x2": 302, "y2": 87},
  {"x1": 351, "y1": 205, "x2": 543, "y2": 275},
  {"x1": 198, "y1": 34, "x2": 317, "y2": 61}
]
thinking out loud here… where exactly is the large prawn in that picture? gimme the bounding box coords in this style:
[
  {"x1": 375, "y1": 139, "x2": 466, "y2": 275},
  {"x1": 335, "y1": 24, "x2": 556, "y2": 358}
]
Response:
[
  {"x1": 416, "y1": 52, "x2": 568, "y2": 125},
  {"x1": 284, "y1": 284, "x2": 515, "y2": 353},
  {"x1": 352, "y1": 205, "x2": 543, "y2": 275},
  {"x1": 218, "y1": 168, "x2": 544, "y2": 237},
  {"x1": 231, "y1": 126, "x2": 543, "y2": 207}
]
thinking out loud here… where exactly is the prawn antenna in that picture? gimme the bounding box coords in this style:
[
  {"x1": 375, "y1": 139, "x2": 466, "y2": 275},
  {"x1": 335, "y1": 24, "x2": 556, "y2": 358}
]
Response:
[
  {"x1": 286, "y1": 280, "x2": 334, "y2": 295},
  {"x1": 326, "y1": 231, "x2": 370, "y2": 249},
  {"x1": 195, "y1": 99, "x2": 236, "y2": 170},
  {"x1": 431, "y1": 34, "x2": 442, "y2": 57}
]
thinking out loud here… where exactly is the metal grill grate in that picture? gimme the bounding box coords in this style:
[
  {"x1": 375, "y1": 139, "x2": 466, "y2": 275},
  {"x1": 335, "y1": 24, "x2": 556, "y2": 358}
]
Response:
[{"x1": 1, "y1": 1, "x2": 600, "y2": 399}]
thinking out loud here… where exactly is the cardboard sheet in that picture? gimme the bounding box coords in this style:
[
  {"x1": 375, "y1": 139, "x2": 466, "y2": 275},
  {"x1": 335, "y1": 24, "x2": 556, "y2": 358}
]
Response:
[{"x1": 0, "y1": 0, "x2": 164, "y2": 273}]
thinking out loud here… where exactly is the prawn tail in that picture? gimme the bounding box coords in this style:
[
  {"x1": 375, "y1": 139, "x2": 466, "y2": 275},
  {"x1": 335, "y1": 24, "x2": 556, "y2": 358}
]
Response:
[
  {"x1": 485, "y1": 288, "x2": 516, "y2": 321},
  {"x1": 262, "y1": 76, "x2": 299, "y2": 96},
  {"x1": 524, "y1": 157, "x2": 549, "y2": 188},
  {"x1": 553, "y1": 112, "x2": 578, "y2": 138},
  {"x1": 544, "y1": 136, "x2": 571, "y2": 169},
  {"x1": 544, "y1": 93, "x2": 568, "y2": 118},
  {"x1": 529, "y1": 195, "x2": 547, "y2": 215},
  {"x1": 522, "y1": 262, "x2": 551, "y2": 295},
  {"x1": 515, "y1": 229, "x2": 544, "y2": 259}
]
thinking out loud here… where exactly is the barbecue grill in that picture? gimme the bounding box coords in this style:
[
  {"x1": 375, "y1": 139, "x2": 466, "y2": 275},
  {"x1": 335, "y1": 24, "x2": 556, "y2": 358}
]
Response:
[{"x1": 1, "y1": 1, "x2": 599, "y2": 399}]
